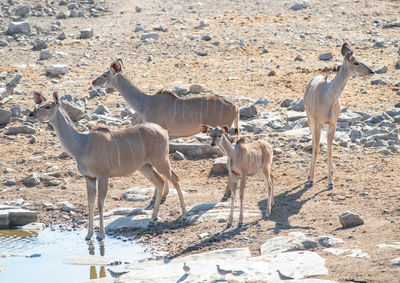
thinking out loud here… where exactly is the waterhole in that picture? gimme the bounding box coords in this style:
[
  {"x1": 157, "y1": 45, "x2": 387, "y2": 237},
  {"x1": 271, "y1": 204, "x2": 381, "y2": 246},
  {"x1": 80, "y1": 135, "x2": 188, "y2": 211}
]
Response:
[{"x1": 0, "y1": 228, "x2": 152, "y2": 283}]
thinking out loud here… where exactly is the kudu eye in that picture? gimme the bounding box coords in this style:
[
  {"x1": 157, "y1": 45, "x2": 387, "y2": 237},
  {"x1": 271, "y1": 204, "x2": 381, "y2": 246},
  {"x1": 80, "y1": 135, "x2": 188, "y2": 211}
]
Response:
[
  {"x1": 354, "y1": 62, "x2": 359, "y2": 66},
  {"x1": 45, "y1": 105, "x2": 51, "y2": 109}
]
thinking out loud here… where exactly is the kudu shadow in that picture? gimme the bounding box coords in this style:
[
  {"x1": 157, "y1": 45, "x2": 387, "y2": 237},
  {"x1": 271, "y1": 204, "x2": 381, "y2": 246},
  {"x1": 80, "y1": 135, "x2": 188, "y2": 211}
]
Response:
[
  {"x1": 259, "y1": 178, "x2": 330, "y2": 234},
  {"x1": 166, "y1": 220, "x2": 259, "y2": 259}
]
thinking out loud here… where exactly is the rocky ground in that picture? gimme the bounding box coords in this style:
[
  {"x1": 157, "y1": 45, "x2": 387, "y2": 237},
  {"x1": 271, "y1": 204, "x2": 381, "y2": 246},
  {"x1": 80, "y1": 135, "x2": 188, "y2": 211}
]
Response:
[{"x1": 1, "y1": 0, "x2": 400, "y2": 282}]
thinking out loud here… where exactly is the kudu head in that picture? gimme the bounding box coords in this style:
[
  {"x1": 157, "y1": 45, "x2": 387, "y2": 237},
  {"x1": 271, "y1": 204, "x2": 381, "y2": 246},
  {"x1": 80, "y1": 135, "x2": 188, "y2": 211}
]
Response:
[
  {"x1": 92, "y1": 58, "x2": 124, "y2": 88},
  {"x1": 29, "y1": 91, "x2": 60, "y2": 122},
  {"x1": 200, "y1": 125, "x2": 229, "y2": 147},
  {"x1": 341, "y1": 43, "x2": 374, "y2": 76}
]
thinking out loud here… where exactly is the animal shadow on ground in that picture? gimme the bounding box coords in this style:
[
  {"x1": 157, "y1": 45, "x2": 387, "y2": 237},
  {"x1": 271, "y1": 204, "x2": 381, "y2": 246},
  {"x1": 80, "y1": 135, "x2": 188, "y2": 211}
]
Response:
[
  {"x1": 125, "y1": 203, "x2": 218, "y2": 241},
  {"x1": 258, "y1": 178, "x2": 330, "y2": 234}
]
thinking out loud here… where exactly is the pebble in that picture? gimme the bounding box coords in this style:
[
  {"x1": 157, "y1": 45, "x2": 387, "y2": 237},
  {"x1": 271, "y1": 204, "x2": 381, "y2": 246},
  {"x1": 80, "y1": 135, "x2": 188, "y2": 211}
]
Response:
[
  {"x1": 4, "y1": 179, "x2": 17, "y2": 186},
  {"x1": 6, "y1": 21, "x2": 30, "y2": 35},
  {"x1": 80, "y1": 28, "x2": 94, "y2": 39},
  {"x1": 291, "y1": 1, "x2": 309, "y2": 10},
  {"x1": 196, "y1": 51, "x2": 208, "y2": 56},
  {"x1": 189, "y1": 84, "x2": 205, "y2": 94},
  {"x1": 396, "y1": 60, "x2": 400, "y2": 70},
  {"x1": 0, "y1": 110, "x2": 12, "y2": 126},
  {"x1": 371, "y1": 79, "x2": 387, "y2": 85},
  {"x1": 141, "y1": 32, "x2": 159, "y2": 41},
  {"x1": 46, "y1": 64, "x2": 69, "y2": 77},
  {"x1": 338, "y1": 211, "x2": 364, "y2": 228},
  {"x1": 319, "y1": 52, "x2": 333, "y2": 61},
  {"x1": 39, "y1": 49, "x2": 53, "y2": 60},
  {"x1": 373, "y1": 41, "x2": 385, "y2": 48},
  {"x1": 135, "y1": 6, "x2": 142, "y2": 12},
  {"x1": 22, "y1": 173, "x2": 41, "y2": 187},
  {"x1": 374, "y1": 66, "x2": 387, "y2": 74}
]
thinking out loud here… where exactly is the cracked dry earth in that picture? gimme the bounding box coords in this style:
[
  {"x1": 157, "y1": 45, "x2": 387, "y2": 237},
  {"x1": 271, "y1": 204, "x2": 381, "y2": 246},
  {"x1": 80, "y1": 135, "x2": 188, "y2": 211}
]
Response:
[{"x1": 1, "y1": 0, "x2": 400, "y2": 282}]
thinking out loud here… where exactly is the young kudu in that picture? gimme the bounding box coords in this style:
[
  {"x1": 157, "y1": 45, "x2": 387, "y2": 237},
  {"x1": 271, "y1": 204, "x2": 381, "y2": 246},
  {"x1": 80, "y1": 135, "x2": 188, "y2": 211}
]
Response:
[
  {"x1": 92, "y1": 59, "x2": 240, "y2": 203},
  {"x1": 201, "y1": 125, "x2": 274, "y2": 228},
  {"x1": 304, "y1": 43, "x2": 374, "y2": 189},
  {"x1": 29, "y1": 91, "x2": 187, "y2": 241}
]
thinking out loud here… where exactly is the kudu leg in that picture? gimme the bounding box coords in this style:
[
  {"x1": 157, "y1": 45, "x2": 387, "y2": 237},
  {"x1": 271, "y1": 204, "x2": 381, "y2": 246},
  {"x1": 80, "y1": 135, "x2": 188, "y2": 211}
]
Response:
[
  {"x1": 327, "y1": 124, "x2": 336, "y2": 190},
  {"x1": 167, "y1": 170, "x2": 188, "y2": 219},
  {"x1": 308, "y1": 122, "x2": 321, "y2": 187},
  {"x1": 263, "y1": 169, "x2": 274, "y2": 218},
  {"x1": 140, "y1": 165, "x2": 164, "y2": 223},
  {"x1": 221, "y1": 175, "x2": 233, "y2": 202},
  {"x1": 149, "y1": 180, "x2": 169, "y2": 208},
  {"x1": 227, "y1": 175, "x2": 239, "y2": 228},
  {"x1": 85, "y1": 177, "x2": 97, "y2": 241},
  {"x1": 96, "y1": 176, "x2": 109, "y2": 241},
  {"x1": 238, "y1": 174, "x2": 247, "y2": 228}
]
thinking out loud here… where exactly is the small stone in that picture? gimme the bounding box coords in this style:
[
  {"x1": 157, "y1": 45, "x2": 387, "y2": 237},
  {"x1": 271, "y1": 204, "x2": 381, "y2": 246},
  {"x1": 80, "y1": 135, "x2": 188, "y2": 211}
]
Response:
[
  {"x1": 56, "y1": 12, "x2": 67, "y2": 19},
  {"x1": 374, "y1": 66, "x2": 388, "y2": 74},
  {"x1": 201, "y1": 35, "x2": 212, "y2": 41},
  {"x1": 240, "y1": 105, "x2": 257, "y2": 119},
  {"x1": 7, "y1": 21, "x2": 30, "y2": 35},
  {"x1": 46, "y1": 64, "x2": 69, "y2": 77},
  {"x1": 267, "y1": 70, "x2": 276, "y2": 76},
  {"x1": 22, "y1": 173, "x2": 41, "y2": 187},
  {"x1": 198, "y1": 232, "x2": 209, "y2": 239},
  {"x1": 173, "y1": 87, "x2": 187, "y2": 96},
  {"x1": 291, "y1": 1, "x2": 309, "y2": 10},
  {"x1": 196, "y1": 51, "x2": 208, "y2": 56},
  {"x1": 319, "y1": 52, "x2": 333, "y2": 61},
  {"x1": 294, "y1": 55, "x2": 304, "y2": 61},
  {"x1": 371, "y1": 79, "x2": 387, "y2": 85},
  {"x1": 39, "y1": 49, "x2": 53, "y2": 60},
  {"x1": 15, "y1": 5, "x2": 30, "y2": 18},
  {"x1": 373, "y1": 41, "x2": 385, "y2": 48},
  {"x1": 189, "y1": 84, "x2": 205, "y2": 94},
  {"x1": 141, "y1": 32, "x2": 159, "y2": 41},
  {"x1": 32, "y1": 39, "x2": 48, "y2": 51},
  {"x1": 6, "y1": 125, "x2": 36, "y2": 135},
  {"x1": 174, "y1": 151, "x2": 187, "y2": 161},
  {"x1": 4, "y1": 179, "x2": 17, "y2": 186},
  {"x1": 390, "y1": 258, "x2": 400, "y2": 266},
  {"x1": 262, "y1": 48, "x2": 269, "y2": 54},
  {"x1": 57, "y1": 32, "x2": 66, "y2": 40},
  {"x1": 198, "y1": 20, "x2": 209, "y2": 29},
  {"x1": 94, "y1": 105, "x2": 109, "y2": 115},
  {"x1": 0, "y1": 110, "x2": 12, "y2": 126},
  {"x1": 80, "y1": 28, "x2": 94, "y2": 39},
  {"x1": 210, "y1": 156, "x2": 228, "y2": 176},
  {"x1": 396, "y1": 60, "x2": 400, "y2": 70},
  {"x1": 153, "y1": 24, "x2": 167, "y2": 32},
  {"x1": 338, "y1": 211, "x2": 364, "y2": 228},
  {"x1": 60, "y1": 201, "x2": 75, "y2": 212},
  {"x1": 135, "y1": 5, "x2": 142, "y2": 12}
]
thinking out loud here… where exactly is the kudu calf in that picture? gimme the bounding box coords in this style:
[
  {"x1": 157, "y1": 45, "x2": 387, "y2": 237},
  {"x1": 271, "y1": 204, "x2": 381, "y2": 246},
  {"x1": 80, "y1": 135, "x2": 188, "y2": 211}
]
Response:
[{"x1": 201, "y1": 125, "x2": 274, "y2": 228}]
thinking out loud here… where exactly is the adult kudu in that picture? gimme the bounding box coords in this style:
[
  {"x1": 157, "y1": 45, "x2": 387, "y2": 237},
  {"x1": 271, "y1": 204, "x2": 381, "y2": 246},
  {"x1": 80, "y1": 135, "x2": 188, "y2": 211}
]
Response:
[
  {"x1": 92, "y1": 59, "x2": 240, "y2": 137},
  {"x1": 29, "y1": 91, "x2": 187, "y2": 241},
  {"x1": 304, "y1": 43, "x2": 374, "y2": 190}
]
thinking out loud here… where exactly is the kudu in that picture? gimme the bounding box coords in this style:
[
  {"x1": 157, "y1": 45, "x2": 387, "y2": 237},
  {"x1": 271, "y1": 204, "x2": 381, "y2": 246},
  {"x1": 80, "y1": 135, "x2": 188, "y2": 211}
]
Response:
[
  {"x1": 29, "y1": 91, "x2": 187, "y2": 241},
  {"x1": 201, "y1": 125, "x2": 274, "y2": 228},
  {"x1": 92, "y1": 59, "x2": 241, "y2": 203},
  {"x1": 304, "y1": 43, "x2": 374, "y2": 189}
]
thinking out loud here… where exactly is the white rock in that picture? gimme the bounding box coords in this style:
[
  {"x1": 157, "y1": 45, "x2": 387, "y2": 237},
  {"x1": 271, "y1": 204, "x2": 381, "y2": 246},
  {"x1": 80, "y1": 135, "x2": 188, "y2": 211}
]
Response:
[
  {"x1": 21, "y1": 222, "x2": 46, "y2": 231},
  {"x1": 7, "y1": 21, "x2": 30, "y2": 35},
  {"x1": 338, "y1": 211, "x2": 364, "y2": 228},
  {"x1": 46, "y1": 64, "x2": 69, "y2": 76}
]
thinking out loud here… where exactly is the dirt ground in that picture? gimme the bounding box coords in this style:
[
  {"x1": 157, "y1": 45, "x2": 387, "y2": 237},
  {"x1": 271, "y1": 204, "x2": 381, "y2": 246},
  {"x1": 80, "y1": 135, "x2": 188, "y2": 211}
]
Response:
[{"x1": 1, "y1": 0, "x2": 400, "y2": 282}]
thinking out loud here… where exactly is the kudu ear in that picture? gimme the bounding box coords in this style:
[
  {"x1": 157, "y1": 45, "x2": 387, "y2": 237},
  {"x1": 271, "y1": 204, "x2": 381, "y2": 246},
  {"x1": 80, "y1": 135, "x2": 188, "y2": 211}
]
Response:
[
  {"x1": 32, "y1": 91, "x2": 46, "y2": 104},
  {"x1": 110, "y1": 60, "x2": 122, "y2": 74},
  {"x1": 341, "y1": 43, "x2": 353, "y2": 57},
  {"x1": 53, "y1": 91, "x2": 59, "y2": 104},
  {"x1": 222, "y1": 126, "x2": 230, "y2": 133},
  {"x1": 199, "y1": 124, "x2": 210, "y2": 133}
]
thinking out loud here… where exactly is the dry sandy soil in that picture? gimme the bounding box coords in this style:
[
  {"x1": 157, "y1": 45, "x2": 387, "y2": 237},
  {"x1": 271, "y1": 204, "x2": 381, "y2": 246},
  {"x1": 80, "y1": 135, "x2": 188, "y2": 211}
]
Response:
[{"x1": 1, "y1": 0, "x2": 400, "y2": 282}]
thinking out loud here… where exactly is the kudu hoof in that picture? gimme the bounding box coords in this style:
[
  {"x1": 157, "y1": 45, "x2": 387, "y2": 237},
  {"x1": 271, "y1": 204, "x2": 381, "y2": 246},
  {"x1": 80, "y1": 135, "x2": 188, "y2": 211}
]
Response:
[
  {"x1": 225, "y1": 222, "x2": 232, "y2": 229},
  {"x1": 145, "y1": 199, "x2": 155, "y2": 210},
  {"x1": 307, "y1": 180, "x2": 314, "y2": 188},
  {"x1": 161, "y1": 197, "x2": 167, "y2": 204},
  {"x1": 237, "y1": 222, "x2": 243, "y2": 229},
  {"x1": 221, "y1": 195, "x2": 229, "y2": 202},
  {"x1": 328, "y1": 183, "x2": 334, "y2": 190}
]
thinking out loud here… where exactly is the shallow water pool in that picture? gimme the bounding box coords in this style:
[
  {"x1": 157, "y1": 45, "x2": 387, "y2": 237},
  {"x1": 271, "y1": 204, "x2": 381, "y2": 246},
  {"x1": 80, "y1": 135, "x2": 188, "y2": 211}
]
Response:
[{"x1": 0, "y1": 228, "x2": 152, "y2": 283}]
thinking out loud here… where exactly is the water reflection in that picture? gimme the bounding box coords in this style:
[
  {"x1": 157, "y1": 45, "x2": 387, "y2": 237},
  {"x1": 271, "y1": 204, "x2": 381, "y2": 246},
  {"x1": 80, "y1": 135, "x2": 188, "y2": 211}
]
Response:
[
  {"x1": 0, "y1": 228, "x2": 151, "y2": 283},
  {"x1": 87, "y1": 240, "x2": 107, "y2": 280}
]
